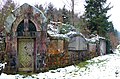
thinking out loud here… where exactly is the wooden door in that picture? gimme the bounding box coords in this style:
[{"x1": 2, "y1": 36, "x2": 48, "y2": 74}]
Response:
[{"x1": 18, "y1": 39, "x2": 34, "y2": 71}]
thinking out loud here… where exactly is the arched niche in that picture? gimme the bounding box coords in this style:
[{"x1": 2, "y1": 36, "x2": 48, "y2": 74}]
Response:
[
  {"x1": 16, "y1": 20, "x2": 37, "y2": 36},
  {"x1": 11, "y1": 16, "x2": 41, "y2": 36}
]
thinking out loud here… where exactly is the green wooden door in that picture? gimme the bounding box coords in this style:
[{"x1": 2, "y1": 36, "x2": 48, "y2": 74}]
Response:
[{"x1": 18, "y1": 39, "x2": 34, "y2": 71}]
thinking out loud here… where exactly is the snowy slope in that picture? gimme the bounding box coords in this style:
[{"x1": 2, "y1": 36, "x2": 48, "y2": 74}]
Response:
[{"x1": 0, "y1": 49, "x2": 120, "y2": 79}]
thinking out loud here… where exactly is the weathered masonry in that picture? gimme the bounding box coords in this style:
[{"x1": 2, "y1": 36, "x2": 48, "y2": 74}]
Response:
[
  {"x1": 4, "y1": 3, "x2": 47, "y2": 72},
  {"x1": 67, "y1": 32, "x2": 89, "y2": 63},
  {"x1": 3, "y1": 3, "x2": 108, "y2": 73}
]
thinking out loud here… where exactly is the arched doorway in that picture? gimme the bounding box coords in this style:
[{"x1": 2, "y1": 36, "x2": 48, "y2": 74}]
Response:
[
  {"x1": 4, "y1": 3, "x2": 47, "y2": 73},
  {"x1": 17, "y1": 20, "x2": 37, "y2": 72}
]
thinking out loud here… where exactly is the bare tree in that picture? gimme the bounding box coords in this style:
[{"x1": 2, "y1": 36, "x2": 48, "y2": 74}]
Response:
[
  {"x1": 71, "y1": 0, "x2": 74, "y2": 26},
  {"x1": 62, "y1": 0, "x2": 75, "y2": 25}
]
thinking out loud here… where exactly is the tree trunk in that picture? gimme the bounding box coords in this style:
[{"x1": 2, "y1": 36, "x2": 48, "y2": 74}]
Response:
[{"x1": 71, "y1": 0, "x2": 74, "y2": 26}]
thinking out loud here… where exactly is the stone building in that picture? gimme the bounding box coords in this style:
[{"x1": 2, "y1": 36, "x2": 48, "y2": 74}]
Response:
[{"x1": 4, "y1": 3, "x2": 47, "y2": 72}]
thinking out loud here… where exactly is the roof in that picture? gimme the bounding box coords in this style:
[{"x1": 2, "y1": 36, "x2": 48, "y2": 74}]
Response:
[
  {"x1": 87, "y1": 35, "x2": 106, "y2": 43},
  {"x1": 4, "y1": 3, "x2": 47, "y2": 33},
  {"x1": 47, "y1": 23, "x2": 69, "y2": 40},
  {"x1": 47, "y1": 21, "x2": 87, "y2": 41}
]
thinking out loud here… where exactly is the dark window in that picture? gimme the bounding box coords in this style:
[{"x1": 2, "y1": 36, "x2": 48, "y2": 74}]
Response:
[{"x1": 17, "y1": 20, "x2": 36, "y2": 36}]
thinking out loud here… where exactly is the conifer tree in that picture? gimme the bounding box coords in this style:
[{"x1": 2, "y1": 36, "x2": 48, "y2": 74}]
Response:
[
  {"x1": 84, "y1": 0, "x2": 113, "y2": 37},
  {"x1": 62, "y1": 5, "x2": 70, "y2": 24},
  {"x1": 46, "y1": 3, "x2": 55, "y2": 22}
]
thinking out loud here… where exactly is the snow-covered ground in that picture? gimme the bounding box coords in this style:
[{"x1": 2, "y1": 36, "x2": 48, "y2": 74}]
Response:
[{"x1": 1, "y1": 49, "x2": 120, "y2": 79}]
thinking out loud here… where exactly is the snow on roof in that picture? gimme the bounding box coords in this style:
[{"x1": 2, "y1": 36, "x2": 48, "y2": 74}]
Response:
[
  {"x1": 49, "y1": 34, "x2": 69, "y2": 40},
  {"x1": 65, "y1": 31, "x2": 78, "y2": 37},
  {"x1": 65, "y1": 31, "x2": 88, "y2": 43},
  {"x1": 47, "y1": 32, "x2": 69, "y2": 40},
  {"x1": 47, "y1": 21, "x2": 89, "y2": 41},
  {"x1": 50, "y1": 21, "x2": 62, "y2": 25},
  {"x1": 65, "y1": 31, "x2": 85, "y2": 37},
  {"x1": 47, "y1": 24, "x2": 59, "y2": 34},
  {"x1": 48, "y1": 21, "x2": 106, "y2": 43},
  {"x1": 47, "y1": 23, "x2": 69, "y2": 40},
  {"x1": 87, "y1": 34, "x2": 106, "y2": 43}
]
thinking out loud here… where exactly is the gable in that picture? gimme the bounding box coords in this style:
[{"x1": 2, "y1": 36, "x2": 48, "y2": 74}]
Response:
[{"x1": 4, "y1": 3, "x2": 47, "y2": 33}]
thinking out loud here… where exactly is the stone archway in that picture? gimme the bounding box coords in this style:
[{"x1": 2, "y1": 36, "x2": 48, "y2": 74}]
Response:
[
  {"x1": 4, "y1": 3, "x2": 47, "y2": 72},
  {"x1": 17, "y1": 20, "x2": 36, "y2": 72}
]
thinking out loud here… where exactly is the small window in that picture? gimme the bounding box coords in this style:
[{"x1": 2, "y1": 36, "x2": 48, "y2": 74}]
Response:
[{"x1": 17, "y1": 20, "x2": 36, "y2": 36}]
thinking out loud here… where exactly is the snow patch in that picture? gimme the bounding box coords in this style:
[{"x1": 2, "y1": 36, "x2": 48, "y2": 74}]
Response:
[
  {"x1": 1, "y1": 50, "x2": 120, "y2": 79},
  {"x1": 0, "y1": 62, "x2": 7, "y2": 70}
]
